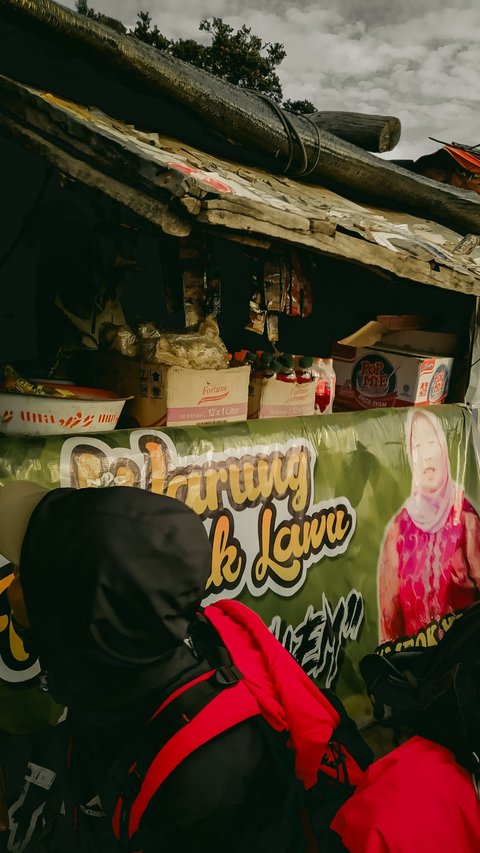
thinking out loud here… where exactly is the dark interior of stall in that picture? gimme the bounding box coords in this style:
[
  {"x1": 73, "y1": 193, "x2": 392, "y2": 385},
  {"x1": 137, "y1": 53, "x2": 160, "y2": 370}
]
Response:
[{"x1": 0, "y1": 133, "x2": 475, "y2": 412}]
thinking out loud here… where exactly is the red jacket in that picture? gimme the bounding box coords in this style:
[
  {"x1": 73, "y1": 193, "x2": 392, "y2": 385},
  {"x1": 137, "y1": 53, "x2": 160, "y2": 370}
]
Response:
[{"x1": 332, "y1": 735, "x2": 480, "y2": 852}]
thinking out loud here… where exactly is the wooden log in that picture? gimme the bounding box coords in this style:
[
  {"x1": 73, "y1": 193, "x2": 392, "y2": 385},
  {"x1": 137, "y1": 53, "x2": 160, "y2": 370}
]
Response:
[{"x1": 306, "y1": 112, "x2": 401, "y2": 153}]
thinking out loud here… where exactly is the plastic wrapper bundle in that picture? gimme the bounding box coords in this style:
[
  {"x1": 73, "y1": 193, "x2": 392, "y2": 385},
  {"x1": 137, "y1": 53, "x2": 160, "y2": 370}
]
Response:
[
  {"x1": 283, "y1": 251, "x2": 313, "y2": 319},
  {"x1": 100, "y1": 317, "x2": 229, "y2": 370},
  {"x1": 100, "y1": 323, "x2": 138, "y2": 359}
]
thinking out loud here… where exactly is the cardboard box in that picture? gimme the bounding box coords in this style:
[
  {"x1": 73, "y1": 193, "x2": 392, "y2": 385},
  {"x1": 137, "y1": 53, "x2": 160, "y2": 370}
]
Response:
[
  {"x1": 96, "y1": 354, "x2": 250, "y2": 427},
  {"x1": 332, "y1": 322, "x2": 454, "y2": 411},
  {"x1": 248, "y1": 376, "x2": 316, "y2": 419},
  {"x1": 375, "y1": 329, "x2": 457, "y2": 356}
]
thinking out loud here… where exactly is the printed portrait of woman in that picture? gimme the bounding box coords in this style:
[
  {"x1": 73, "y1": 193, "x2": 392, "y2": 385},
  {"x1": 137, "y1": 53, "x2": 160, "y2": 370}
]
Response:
[{"x1": 378, "y1": 409, "x2": 480, "y2": 644}]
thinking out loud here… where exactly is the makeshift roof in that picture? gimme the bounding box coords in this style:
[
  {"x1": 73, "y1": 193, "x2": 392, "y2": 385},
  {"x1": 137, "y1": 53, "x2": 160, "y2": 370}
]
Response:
[
  {"x1": 1, "y1": 74, "x2": 480, "y2": 297},
  {"x1": 415, "y1": 145, "x2": 480, "y2": 177},
  {"x1": 2, "y1": 0, "x2": 480, "y2": 236}
]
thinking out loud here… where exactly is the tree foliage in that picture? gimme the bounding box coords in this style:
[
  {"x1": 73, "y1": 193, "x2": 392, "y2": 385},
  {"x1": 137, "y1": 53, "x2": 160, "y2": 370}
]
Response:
[
  {"x1": 196, "y1": 18, "x2": 286, "y2": 102},
  {"x1": 283, "y1": 98, "x2": 317, "y2": 115},
  {"x1": 75, "y1": 4, "x2": 317, "y2": 109},
  {"x1": 129, "y1": 11, "x2": 170, "y2": 51},
  {"x1": 75, "y1": 0, "x2": 126, "y2": 33},
  {"x1": 129, "y1": 13, "x2": 286, "y2": 102},
  {"x1": 75, "y1": 0, "x2": 95, "y2": 17}
]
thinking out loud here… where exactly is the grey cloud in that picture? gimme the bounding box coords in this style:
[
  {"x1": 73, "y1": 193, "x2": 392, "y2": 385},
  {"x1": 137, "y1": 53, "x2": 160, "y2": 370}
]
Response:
[
  {"x1": 58, "y1": 0, "x2": 480, "y2": 159},
  {"x1": 331, "y1": 0, "x2": 474, "y2": 26}
]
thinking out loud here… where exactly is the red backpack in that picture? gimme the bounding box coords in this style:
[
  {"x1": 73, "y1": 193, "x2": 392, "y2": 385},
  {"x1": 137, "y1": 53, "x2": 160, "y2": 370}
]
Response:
[{"x1": 112, "y1": 601, "x2": 371, "y2": 851}]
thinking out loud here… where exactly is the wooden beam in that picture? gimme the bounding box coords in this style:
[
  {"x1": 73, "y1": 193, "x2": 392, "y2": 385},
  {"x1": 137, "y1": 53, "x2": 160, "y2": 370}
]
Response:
[
  {"x1": 0, "y1": 74, "x2": 193, "y2": 202},
  {"x1": 197, "y1": 207, "x2": 480, "y2": 296},
  {"x1": 0, "y1": 115, "x2": 191, "y2": 236},
  {"x1": 201, "y1": 229, "x2": 272, "y2": 250},
  {"x1": 201, "y1": 198, "x2": 311, "y2": 232},
  {"x1": 1, "y1": 75, "x2": 478, "y2": 295}
]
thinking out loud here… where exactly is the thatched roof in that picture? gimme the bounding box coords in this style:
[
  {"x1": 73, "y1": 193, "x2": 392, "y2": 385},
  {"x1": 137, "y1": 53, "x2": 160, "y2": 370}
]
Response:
[
  {"x1": 2, "y1": 0, "x2": 480, "y2": 236},
  {"x1": 2, "y1": 73, "x2": 480, "y2": 295}
]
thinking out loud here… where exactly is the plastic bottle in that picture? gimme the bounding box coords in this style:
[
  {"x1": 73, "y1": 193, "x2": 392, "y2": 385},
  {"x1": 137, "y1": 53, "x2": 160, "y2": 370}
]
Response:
[
  {"x1": 256, "y1": 351, "x2": 275, "y2": 378},
  {"x1": 272, "y1": 354, "x2": 296, "y2": 383},
  {"x1": 295, "y1": 355, "x2": 313, "y2": 384},
  {"x1": 232, "y1": 350, "x2": 248, "y2": 367},
  {"x1": 232, "y1": 350, "x2": 256, "y2": 369},
  {"x1": 312, "y1": 358, "x2": 336, "y2": 414}
]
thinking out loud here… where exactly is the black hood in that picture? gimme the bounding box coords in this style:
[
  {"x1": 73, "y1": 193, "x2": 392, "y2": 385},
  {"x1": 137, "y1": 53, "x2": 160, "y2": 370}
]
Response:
[{"x1": 19, "y1": 487, "x2": 213, "y2": 723}]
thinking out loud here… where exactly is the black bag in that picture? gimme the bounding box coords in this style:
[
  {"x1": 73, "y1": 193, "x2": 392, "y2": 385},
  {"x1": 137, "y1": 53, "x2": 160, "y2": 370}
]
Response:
[
  {"x1": 360, "y1": 602, "x2": 480, "y2": 789},
  {"x1": 111, "y1": 614, "x2": 373, "y2": 852}
]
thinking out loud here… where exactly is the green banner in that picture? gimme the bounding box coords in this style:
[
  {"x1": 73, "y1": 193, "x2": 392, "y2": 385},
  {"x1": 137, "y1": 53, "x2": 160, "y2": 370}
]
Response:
[{"x1": 1, "y1": 404, "x2": 479, "y2": 725}]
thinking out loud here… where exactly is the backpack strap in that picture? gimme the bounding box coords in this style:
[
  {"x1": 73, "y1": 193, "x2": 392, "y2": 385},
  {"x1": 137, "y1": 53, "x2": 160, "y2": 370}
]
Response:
[
  {"x1": 322, "y1": 688, "x2": 373, "y2": 775},
  {"x1": 112, "y1": 647, "x2": 262, "y2": 848},
  {"x1": 189, "y1": 609, "x2": 235, "y2": 669}
]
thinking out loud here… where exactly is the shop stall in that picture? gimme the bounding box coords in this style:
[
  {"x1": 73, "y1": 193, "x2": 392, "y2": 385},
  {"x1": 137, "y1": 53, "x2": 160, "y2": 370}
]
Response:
[{"x1": 1, "y1": 0, "x2": 480, "y2": 740}]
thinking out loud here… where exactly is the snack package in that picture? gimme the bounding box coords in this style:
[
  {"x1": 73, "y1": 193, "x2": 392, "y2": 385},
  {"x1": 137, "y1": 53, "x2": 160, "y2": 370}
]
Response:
[
  {"x1": 300, "y1": 254, "x2": 314, "y2": 318},
  {"x1": 283, "y1": 251, "x2": 313, "y2": 319},
  {"x1": 244, "y1": 255, "x2": 266, "y2": 335},
  {"x1": 264, "y1": 254, "x2": 285, "y2": 312},
  {"x1": 0, "y1": 366, "x2": 76, "y2": 398},
  {"x1": 99, "y1": 323, "x2": 138, "y2": 358},
  {"x1": 245, "y1": 299, "x2": 267, "y2": 335},
  {"x1": 180, "y1": 239, "x2": 206, "y2": 327},
  {"x1": 267, "y1": 312, "x2": 279, "y2": 343}
]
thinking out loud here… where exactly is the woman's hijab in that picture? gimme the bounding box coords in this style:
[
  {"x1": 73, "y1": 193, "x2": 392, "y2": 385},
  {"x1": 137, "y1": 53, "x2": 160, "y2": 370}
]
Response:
[{"x1": 404, "y1": 409, "x2": 457, "y2": 534}]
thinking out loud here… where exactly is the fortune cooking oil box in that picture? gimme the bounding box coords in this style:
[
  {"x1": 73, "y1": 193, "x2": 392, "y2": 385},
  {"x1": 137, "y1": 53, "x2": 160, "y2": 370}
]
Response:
[
  {"x1": 332, "y1": 324, "x2": 455, "y2": 411},
  {"x1": 96, "y1": 354, "x2": 250, "y2": 427},
  {"x1": 248, "y1": 375, "x2": 316, "y2": 419}
]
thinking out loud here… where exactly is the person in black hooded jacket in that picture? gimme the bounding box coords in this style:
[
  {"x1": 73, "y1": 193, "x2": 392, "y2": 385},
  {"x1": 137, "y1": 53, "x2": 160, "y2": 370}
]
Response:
[
  {"x1": 2, "y1": 482, "x2": 480, "y2": 853},
  {"x1": 0, "y1": 481, "x2": 341, "y2": 853}
]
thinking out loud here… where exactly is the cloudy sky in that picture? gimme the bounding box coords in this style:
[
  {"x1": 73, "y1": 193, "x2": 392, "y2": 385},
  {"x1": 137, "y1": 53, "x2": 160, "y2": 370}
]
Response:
[{"x1": 61, "y1": 0, "x2": 479, "y2": 160}]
